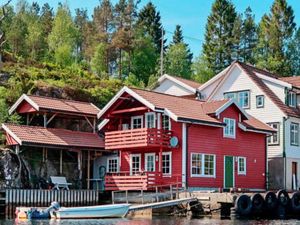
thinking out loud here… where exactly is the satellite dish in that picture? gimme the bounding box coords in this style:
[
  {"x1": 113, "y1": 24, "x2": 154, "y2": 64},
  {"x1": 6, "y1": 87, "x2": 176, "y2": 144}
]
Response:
[{"x1": 170, "y1": 136, "x2": 179, "y2": 148}]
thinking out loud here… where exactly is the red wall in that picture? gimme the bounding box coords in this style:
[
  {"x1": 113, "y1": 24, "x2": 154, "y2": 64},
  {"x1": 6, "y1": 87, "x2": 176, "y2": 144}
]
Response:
[{"x1": 187, "y1": 106, "x2": 266, "y2": 189}]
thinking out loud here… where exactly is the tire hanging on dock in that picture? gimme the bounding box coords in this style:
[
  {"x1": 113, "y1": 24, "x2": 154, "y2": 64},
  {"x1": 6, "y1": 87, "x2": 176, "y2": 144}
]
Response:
[
  {"x1": 276, "y1": 189, "x2": 289, "y2": 207},
  {"x1": 264, "y1": 191, "x2": 277, "y2": 211},
  {"x1": 251, "y1": 193, "x2": 264, "y2": 214},
  {"x1": 291, "y1": 191, "x2": 300, "y2": 213},
  {"x1": 235, "y1": 194, "x2": 252, "y2": 216}
]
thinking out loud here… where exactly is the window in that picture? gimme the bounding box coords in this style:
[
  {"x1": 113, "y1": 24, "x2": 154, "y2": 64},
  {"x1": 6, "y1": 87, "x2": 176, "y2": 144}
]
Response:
[
  {"x1": 267, "y1": 123, "x2": 280, "y2": 145},
  {"x1": 145, "y1": 112, "x2": 156, "y2": 128},
  {"x1": 224, "y1": 90, "x2": 250, "y2": 108},
  {"x1": 191, "y1": 153, "x2": 216, "y2": 177},
  {"x1": 256, "y1": 95, "x2": 264, "y2": 108},
  {"x1": 162, "y1": 152, "x2": 172, "y2": 176},
  {"x1": 130, "y1": 154, "x2": 141, "y2": 175},
  {"x1": 162, "y1": 114, "x2": 171, "y2": 130},
  {"x1": 238, "y1": 157, "x2": 246, "y2": 175},
  {"x1": 107, "y1": 157, "x2": 119, "y2": 173},
  {"x1": 145, "y1": 153, "x2": 156, "y2": 172},
  {"x1": 290, "y1": 123, "x2": 299, "y2": 146},
  {"x1": 131, "y1": 116, "x2": 143, "y2": 129},
  {"x1": 223, "y1": 118, "x2": 236, "y2": 138},
  {"x1": 288, "y1": 92, "x2": 297, "y2": 107}
]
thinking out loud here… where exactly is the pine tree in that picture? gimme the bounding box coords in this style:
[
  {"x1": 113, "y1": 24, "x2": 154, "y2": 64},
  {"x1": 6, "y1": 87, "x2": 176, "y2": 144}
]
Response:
[
  {"x1": 288, "y1": 28, "x2": 300, "y2": 76},
  {"x1": 202, "y1": 0, "x2": 238, "y2": 73},
  {"x1": 255, "y1": 0, "x2": 296, "y2": 75},
  {"x1": 137, "y1": 2, "x2": 164, "y2": 53},
  {"x1": 75, "y1": 8, "x2": 89, "y2": 60},
  {"x1": 240, "y1": 7, "x2": 257, "y2": 64},
  {"x1": 172, "y1": 25, "x2": 183, "y2": 44}
]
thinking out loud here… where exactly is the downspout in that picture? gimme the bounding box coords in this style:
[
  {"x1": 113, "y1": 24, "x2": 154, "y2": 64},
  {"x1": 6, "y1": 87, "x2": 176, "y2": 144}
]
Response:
[
  {"x1": 283, "y1": 116, "x2": 287, "y2": 190},
  {"x1": 186, "y1": 124, "x2": 189, "y2": 188}
]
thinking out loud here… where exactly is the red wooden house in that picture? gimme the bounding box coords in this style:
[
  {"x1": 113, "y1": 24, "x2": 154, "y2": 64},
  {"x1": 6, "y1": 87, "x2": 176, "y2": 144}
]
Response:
[{"x1": 99, "y1": 87, "x2": 274, "y2": 191}]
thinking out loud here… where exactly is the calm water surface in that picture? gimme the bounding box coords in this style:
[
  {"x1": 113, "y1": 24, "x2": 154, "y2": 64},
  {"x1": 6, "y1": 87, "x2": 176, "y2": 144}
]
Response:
[{"x1": 1, "y1": 217, "x2": 300, "y2": 225}]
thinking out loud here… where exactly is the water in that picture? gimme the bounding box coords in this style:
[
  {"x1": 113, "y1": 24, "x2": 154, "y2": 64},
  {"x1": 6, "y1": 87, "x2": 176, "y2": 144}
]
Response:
[{"x1": 1, "y1": 217, "x2": 300, "y2": 225}]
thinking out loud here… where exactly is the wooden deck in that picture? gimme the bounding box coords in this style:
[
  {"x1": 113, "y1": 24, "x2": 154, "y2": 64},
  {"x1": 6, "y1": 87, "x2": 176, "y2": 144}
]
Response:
[{"x1": 105, "y1": 128, "x2": 172, "y2": 150}]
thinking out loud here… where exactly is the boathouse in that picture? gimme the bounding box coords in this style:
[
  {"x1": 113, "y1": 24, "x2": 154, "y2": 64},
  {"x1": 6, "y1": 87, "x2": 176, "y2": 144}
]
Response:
[
  {"x1": 99, "y1": 86, "x2": 274, "y2": 191},
  {"x1": 1, "y1": 94, "x2": 106, "y2": 189}
]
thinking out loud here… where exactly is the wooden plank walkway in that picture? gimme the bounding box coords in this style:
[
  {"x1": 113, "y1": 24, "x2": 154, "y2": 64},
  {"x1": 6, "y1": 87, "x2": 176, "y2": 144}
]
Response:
[{"x1": 128, "y1": 197, "x2": 197, "y2": 212}]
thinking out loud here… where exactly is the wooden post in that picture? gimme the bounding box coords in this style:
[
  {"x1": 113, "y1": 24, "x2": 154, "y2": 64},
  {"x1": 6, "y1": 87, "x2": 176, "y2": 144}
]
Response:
[
  {"x1": 112, "y1": 191, "x2": 115, "y2": 204},
  {"x1": 78, "y1": 151, "x2": 82, "y2": 181},
  {"x1": 93, "y1": 118, "x2": 96, "y2": 133},
  {"x1": 87, "y1": 151, "x2": 90, "y2": 190},
  {"x1": 43, "y1": 114, "x2": 47, "y2": 128},
  {"x1": 60, "y1": 150, "x2": 63, "y2": 175},
  {"x1": 141, "y1": 189, "x2": 144, "y2": 204},
  {"x1": 126, "y1": 190, "x2": 128, "y2": 204},
  {"x1": 15, "y1": 145, "x2": 20, "y2": 155},
  {"x1": 170, "y1": 184, "x2": 173, "y2": 200},
  {"x1": 156, "y1": 187, "x2": 159, "y2": 202}
]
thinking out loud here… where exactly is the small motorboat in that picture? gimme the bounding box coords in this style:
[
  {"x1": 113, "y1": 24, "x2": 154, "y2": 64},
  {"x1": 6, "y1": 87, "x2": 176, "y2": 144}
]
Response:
[{"x1": 50, "y1": 203, "x2": 131, "y2": 219}]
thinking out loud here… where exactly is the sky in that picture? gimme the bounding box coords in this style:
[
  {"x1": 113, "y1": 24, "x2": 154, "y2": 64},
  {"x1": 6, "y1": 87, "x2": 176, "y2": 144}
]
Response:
[{"x1": 9, "y1": 0, "x2": 300, "y2": 57}]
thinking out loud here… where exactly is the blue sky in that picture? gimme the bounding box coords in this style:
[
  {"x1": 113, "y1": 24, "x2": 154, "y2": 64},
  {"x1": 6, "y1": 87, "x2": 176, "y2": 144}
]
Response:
[{"x1": 10, "y1": 0, "x2": 300, "y2": 57}]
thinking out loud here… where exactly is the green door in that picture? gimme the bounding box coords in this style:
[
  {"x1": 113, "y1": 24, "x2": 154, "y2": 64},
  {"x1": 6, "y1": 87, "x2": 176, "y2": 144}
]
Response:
[{"x1": 224, "y1": 156, "x2": 234, "y2": 188}]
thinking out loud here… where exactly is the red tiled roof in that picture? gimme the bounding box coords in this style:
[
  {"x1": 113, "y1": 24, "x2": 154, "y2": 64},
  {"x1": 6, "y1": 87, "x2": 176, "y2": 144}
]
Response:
[
  {"x1": 236, "y1": 62, "x2": 300, "y2": 118},
  {"x1": 11, "y1": 94, "x2": 100, "y2": 117},
  {"x1": 241, "y1": 116, "x2": 274, "y2": 132},
  {"x1": 279, "y1": 76, "x2": 300, "y2": 89},
  {"x1": 2, "y1": 124, "x2": 104, "y2": 149},
  {"x1": 172, "y1": 76, "x2": 202, "y2": 89}
]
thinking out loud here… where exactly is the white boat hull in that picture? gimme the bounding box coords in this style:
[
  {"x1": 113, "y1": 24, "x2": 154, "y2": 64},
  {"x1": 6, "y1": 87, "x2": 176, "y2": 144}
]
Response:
[{"x1": 50, "y1": 204, "x2": 130, "y2": 219}]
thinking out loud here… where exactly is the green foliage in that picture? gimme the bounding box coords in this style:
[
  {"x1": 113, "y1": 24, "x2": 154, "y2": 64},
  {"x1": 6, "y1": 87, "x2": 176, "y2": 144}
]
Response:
[
  {"x1": 124, "y1": 73, "x2": 145, "y2": 88},
  {"x1": 165, "y1": 43, "x2": 192, "y2": 79},
  {"x1": 288, "y1": 28, "x2": 300, "y2": 76},
  {"x1": 91, "y1": 43, "x2": 108, "y2": 79},
  {"x1": 192, "y1": 55, "x2": 214, "y2": 83}
]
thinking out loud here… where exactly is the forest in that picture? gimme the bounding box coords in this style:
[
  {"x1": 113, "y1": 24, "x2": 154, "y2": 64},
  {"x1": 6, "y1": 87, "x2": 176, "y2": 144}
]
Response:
[{"x1": 0, "y1": 0, "x2": 299, "y2": 144}]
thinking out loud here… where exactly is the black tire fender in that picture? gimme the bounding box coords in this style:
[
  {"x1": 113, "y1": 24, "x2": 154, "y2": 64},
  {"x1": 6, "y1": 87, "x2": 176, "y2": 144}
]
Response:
[
  {"x1": 291, "y1": 191, "x2": 300, "y2": 212},
  {"x1": 277, "y1": 189, "x2": 289, "y2": 207},
  {"x1": 251, "y1": 193, "x2": 264, "y2": 213},
  {"x1": 235, "y1": 194, "x2": 252, "y2": 216},
  {"x1": 264, "y1": 191, "x2": 277, "y2": 210}
]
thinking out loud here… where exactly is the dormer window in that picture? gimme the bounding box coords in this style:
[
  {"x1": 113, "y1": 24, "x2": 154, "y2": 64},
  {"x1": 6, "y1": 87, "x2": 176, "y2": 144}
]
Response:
[
  {"x1": 224, "y1": 90, "x2": 250, "y2": 109},
  {"x1": 288, "y1": 92, "x2": 296, "y2": 107}
]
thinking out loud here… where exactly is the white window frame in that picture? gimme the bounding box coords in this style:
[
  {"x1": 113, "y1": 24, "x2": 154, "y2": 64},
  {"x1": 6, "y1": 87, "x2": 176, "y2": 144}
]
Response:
[
  {"x1": 224, "y1": 90, "x2": 250, "y2": 109},
  {"x1": 190, "y1": 153, "x2": 216, "y2": 178},
  {"x1": 290, "y1": 123, "x2": 299, "y2": 146},
  {"x1": 131, "y1": 115, "x2": 143, "y2": 129},
  {"x1": 106, "y1": 157, "x2": 119, "y2": 173},
  {"x1": 267, "y1": 122, "x2": 280, "y2": 145},
  {"x1": 145, "y1": 153, "x2": 156, "y2": 172},
  {"x1": 145, "y1": 112, "x2": 156, "y2": 129},
  {"x1": 223, "y1": 118, "x2": 236, "y2": 139},
  {"x1": 237, "y1": 157, "x2": 246, "y2": 175},
  {"x1": 130, "y1": 154, "x2": 141, "y2": 175},
  {"x1": 288, "y1": 92, "x2": 297, "y2": 107},
  {"x1": 256, "y1": 95, "x2": 264, "y2": 108},
  {"x1": 162, "y1": 114, "x2": 171, "y2": 130},
  {"x1": 162, "y1": 152, "x2": 172, "y2": 177}
]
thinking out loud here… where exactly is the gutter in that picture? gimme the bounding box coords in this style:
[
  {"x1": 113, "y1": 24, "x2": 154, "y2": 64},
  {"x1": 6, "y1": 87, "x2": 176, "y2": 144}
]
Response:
[{"x1": 283, "y1": 116, "x2": 287, "y2": 189}]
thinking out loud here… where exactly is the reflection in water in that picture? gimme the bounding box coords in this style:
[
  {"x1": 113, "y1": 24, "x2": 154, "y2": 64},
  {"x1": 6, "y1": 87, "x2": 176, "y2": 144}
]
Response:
[{"x1": 2, "y1": 217, "x2": 300, "y2": 225}]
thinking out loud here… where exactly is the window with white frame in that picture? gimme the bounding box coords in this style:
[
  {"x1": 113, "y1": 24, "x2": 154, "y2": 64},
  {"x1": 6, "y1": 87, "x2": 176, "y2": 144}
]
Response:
[
  {"x1": 131, "y1": 116, "x2": 143, "y2": 129},
  {"x1": 191, "y1": 153, "x2": 216, "y2": 177},
  {"x1": 162, "y1": 152, "x2": 172, "y2": 176},
  {"x1": 237, "y1": 157, "x2": 246, "y2": 175},
  {"x1": 145, "y1": 153, "x2": 155, "y2": 172},
  {"x1": 256, "y1": 95, "x2": 264, "y2": 108},
  {"x1": 267, "y1": 123, "x2": 280, "y2": 145},
  {"x1": 107, "y1": 157, "x2": 119, "y2": 173},
  {"x1": 288, "y1": 92, "x2": 297, "y2": 107},
  {"x1": 162, "y1": 114, "x2": 171, "y2": 130},
  {"x1": 224, "y1": 90, "x2": 250, "y2": 108},
  {"x1": 223, "y1": 118, "x2": 236, "y2": 138},
  {"x1": 290, "y1": 123, "x2": 299, "y2": 146},
  {"x1": 145, "y1": 112, "x2": 156, "y2": 128}
]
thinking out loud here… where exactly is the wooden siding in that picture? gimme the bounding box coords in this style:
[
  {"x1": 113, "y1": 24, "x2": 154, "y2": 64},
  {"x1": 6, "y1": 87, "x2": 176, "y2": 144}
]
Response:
[
  {"x1": 154, "y1": 79, "x2": 193, "y2": 96},
  {"x1": 187, "y1": 106, "x2": 266, "y2": 189}
]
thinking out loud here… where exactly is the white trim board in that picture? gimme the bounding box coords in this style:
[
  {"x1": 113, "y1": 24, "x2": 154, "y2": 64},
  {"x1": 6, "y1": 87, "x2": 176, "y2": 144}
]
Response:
[
  {"x1": 9, "y1": 94, "x2": 40, "y2": 115},
  {"x1": 158, "y1": 74, "x2": 197, "y2": 93}
]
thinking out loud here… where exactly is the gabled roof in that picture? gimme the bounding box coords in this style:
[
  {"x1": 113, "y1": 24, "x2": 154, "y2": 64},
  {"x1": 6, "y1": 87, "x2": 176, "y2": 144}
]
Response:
[
  {"x1": 200, "y1": 61, "x2": 300, "y2": 118},
  {"x1": 9, "y1": 94, "x2": 100, "y2": 117},
  {"x1": 279, "y1": 76, "x2": 300, "y2": 89},
  {"x1": 157, "y1": 74, "x2": 202, "y2": 92},
  {"x1": 2, "y1": 124, "x2": 104, "y2": 149},
  {"x1": 98, "y1": 86, "x2": 273, "y2": 133}
]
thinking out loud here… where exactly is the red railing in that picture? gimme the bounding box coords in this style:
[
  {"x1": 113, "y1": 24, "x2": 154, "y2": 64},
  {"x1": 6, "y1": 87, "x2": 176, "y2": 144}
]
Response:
[
  {"x1": 105, "y1": 128, "x2": 172, "y2": 150},
  {"x1": 105, "y1": 172, "x2": 162, "y2": 191}
]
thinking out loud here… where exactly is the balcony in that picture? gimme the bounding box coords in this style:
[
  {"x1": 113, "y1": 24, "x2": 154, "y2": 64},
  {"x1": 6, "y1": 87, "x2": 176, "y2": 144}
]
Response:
[{"x1": 105, "y1": 128, "x2": 172, "y2": 150}]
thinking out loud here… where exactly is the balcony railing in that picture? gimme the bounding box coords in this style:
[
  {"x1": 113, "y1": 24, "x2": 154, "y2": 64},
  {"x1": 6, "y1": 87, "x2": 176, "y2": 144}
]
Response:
[{"x1": 105, "y1": 128, "x2": 172, "y2": 150}]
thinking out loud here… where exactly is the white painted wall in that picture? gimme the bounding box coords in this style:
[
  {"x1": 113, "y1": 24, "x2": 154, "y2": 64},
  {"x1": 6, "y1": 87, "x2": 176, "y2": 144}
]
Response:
[
  {"x1": 154, "y1": 79, "x2": 194, "y2": 96},
  {"x1": 261, "y1": 77, "x2": 286, "y2": 103},
  {"x1": 206, "y1": 66, "x2": 285, "y2": 158}
]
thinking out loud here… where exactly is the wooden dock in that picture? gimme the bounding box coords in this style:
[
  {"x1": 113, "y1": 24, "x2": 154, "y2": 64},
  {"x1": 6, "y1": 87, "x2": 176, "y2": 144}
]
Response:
[
  {"x1": 3, "y1": 189, "x2": 100, "y2": 219},
  {"x1": 128, "y1": 197, "x2": 197, "y2": 212}
]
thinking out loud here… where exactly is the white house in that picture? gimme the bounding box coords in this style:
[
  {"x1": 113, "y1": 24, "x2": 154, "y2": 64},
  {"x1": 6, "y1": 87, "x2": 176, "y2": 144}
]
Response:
[
  {"x1": 153, "y1": 74, "x2": 202, "y2": 97},
  {"x1": 198, "y1": 61, "x2": 300, "y2": 190}
]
